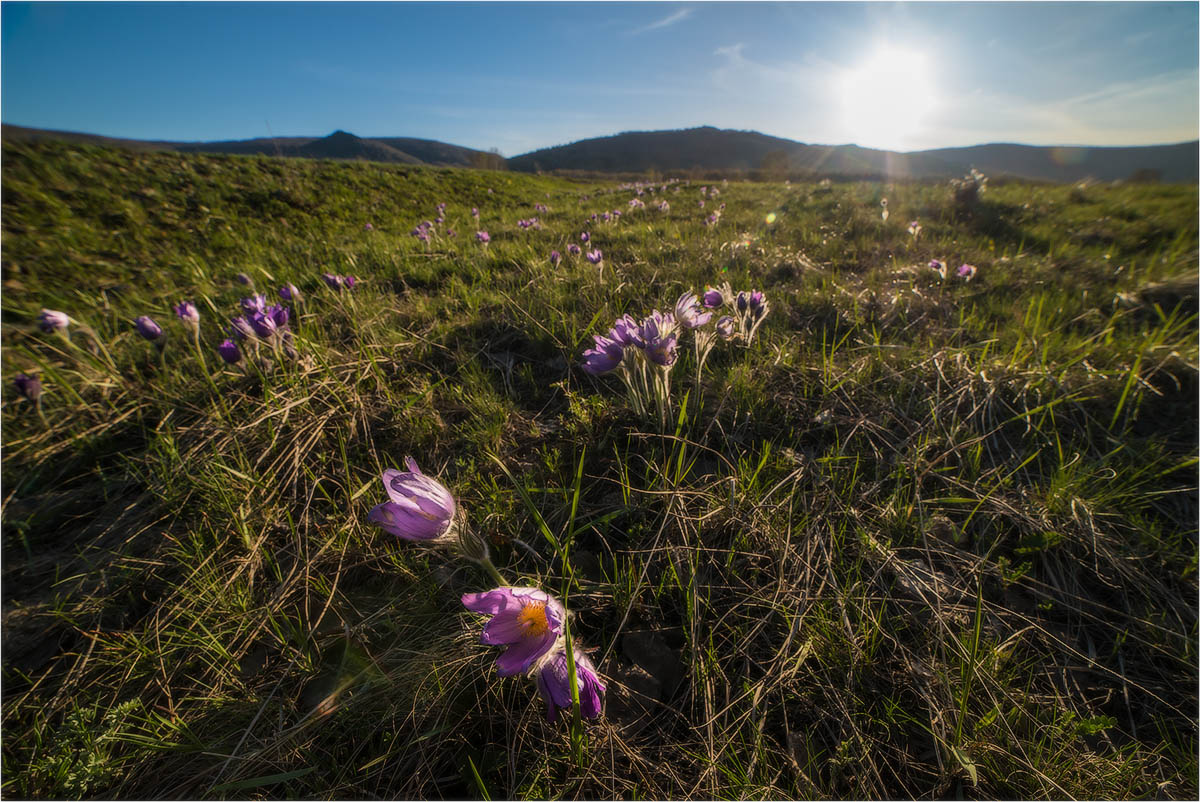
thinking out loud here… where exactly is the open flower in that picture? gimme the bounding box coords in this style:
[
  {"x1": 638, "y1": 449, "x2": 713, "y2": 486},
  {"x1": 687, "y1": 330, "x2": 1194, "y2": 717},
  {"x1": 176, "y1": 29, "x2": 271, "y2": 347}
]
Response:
[
  {"x1": 241, "y1": 294, "x2": 268, "y2": 315},
  {"x1": 367, "y1": 457, "x2": 457, "y2": 541},
  {"x1": 461, "y1": 587, "x2": 566, "y2": 677},
  {"x1": 581, "y1": 333, "x2": 625, "y2": 375},
  {"x1": 958, "y1": 263, "x2": 977, "y2": 281},
  {"x1": 476, "y1": 230, "x2": 491, "y2": 244},
  {"x1": 716, "y1": 316, "x2": 736, "y2": 340},
  {"x1": 675, "y1": 290, "x2": 713, "y2": 329},
  {"x1": 536, "y1": 648, "x2": 605, "y2": 723},
  {"x1": 585, "y1": 249, "x2": 603, "y2": 265}
]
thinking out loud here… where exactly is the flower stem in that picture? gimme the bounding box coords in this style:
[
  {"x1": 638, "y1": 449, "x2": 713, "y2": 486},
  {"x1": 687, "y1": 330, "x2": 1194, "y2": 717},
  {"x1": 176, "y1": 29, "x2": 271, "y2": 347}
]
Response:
[{"x1": 475, "y1": 555, "x2": 507, "y2": 587}]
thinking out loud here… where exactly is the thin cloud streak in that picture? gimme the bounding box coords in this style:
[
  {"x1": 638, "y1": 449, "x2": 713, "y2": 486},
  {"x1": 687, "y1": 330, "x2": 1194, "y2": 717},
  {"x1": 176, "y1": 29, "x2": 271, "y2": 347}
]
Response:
[{"x1": 631, "y1": 8, "x2": 692, "y2": 35}]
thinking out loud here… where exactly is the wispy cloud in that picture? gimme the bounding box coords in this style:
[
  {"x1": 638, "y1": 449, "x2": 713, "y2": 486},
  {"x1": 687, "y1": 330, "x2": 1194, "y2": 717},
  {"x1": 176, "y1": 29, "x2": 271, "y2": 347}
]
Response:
[{"x1": 631, "y1": 8, "x2": 692, "y2": 35}]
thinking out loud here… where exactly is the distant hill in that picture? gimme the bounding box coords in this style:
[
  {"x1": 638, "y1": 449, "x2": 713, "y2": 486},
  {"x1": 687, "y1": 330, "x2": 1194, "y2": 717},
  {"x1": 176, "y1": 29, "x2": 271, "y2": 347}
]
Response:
[
  {"x1": 3, "y1": 123, "x2": 1195, "y2": 182},
  {"x1": 508, "y1": 126, "x2": 1199, "y2": 183},
  {"x1": 0, "y1": 125, "x2": 494, "y2": 168}
]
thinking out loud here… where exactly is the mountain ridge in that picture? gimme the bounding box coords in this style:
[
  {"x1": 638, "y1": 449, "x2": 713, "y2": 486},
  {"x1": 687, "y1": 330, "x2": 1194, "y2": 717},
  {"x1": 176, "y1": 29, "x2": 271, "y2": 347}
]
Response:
[{"x1": 3, "y1": 123, "x2": 1195, "y2": 182}]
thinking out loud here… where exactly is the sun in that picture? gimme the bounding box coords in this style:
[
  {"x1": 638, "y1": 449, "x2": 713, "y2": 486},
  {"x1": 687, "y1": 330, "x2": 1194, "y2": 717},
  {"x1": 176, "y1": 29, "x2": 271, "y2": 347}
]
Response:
[{"x1": 837, "y1": 47, "x2": 937, "y2": 151}]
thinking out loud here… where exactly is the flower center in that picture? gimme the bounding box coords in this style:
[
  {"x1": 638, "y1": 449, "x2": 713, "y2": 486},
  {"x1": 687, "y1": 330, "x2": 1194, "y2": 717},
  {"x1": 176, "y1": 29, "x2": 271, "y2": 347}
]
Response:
[{"x1": 517, "y1": 601, "x2": 551, "y2": 639}]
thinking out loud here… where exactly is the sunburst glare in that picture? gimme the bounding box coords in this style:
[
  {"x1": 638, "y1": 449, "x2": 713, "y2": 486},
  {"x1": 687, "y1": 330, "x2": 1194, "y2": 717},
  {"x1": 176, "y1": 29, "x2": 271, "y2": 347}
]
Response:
[{"x1": 838, "y1": 46, "x2": 937, "y2": 151}]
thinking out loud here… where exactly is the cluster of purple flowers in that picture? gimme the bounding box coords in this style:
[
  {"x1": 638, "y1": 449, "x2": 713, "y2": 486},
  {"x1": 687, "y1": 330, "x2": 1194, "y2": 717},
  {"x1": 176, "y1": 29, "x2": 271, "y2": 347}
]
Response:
[
  {"x1": 534, "y1": 203, "x2": 548, "y2": 213},
  {"x1": 702, "y1": 282, "x2": 770, "y2": 345},
  {"x1": 516, "y1": 217, "x2": 541, "y2": 230},
  {"x1": 928, "y1": 260, "x2": 977, "y2": 282},
  {"x1": 223, "y1": 292, "x2": 297, "y2": 364},
  {"x1": 628, "y1": 198, "x2": 645, "y2": 210},
  {"x1": 411, "y1": 220, "x2": 435, "y2": 243},
  {"x1": 366, "y1": 458, "x2": 605, "y2": 723},
  {"x1": 322, "y1": 273, "x2": 357, "y2": 292}
]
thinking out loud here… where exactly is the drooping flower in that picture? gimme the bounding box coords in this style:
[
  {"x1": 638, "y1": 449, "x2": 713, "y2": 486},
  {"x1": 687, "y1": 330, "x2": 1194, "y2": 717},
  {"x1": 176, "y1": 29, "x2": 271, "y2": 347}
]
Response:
[
  {"x1": 217, "y1": 339, "x2": 242, "y2": 364},
  {"x1": 958, "y1": 263, "x2": 977, "y2": 281},
  {"x1": 174, "y1": 301, "x2": 200, "y2": 327},
  {"x1": 476, "y1": 230, "x2": 491, "y2": 244},
  {"x1": 367, "y1": 457, "x2": 457, "y2": 541},
  {"x1": 38, "y1": 309, "x2": 70, "y2": 334},
  {"x1": 134, "y1": 316, "x2": 164, "y2": 341},
  {"x1": 279, "y1": 283, "x2": 301, "y2": 302},
  {"x1": 13, "y1": 373, "x2": 42, "y2": 402},
  {"x1": 461, "y1": 586, "x2": 566, "y2": 677},
  {"x1": 535, "y1": 648, "x2": 605, "y2": 723},
  {"x1": 581, "y1": 334, "x2": 625, "y2": 375},
  {"x1": 585, "y1": 249, "x2": 603, "y2": 265},
  {"x1": 675, "y1": 291, "x2": 713, "y2": 329}
]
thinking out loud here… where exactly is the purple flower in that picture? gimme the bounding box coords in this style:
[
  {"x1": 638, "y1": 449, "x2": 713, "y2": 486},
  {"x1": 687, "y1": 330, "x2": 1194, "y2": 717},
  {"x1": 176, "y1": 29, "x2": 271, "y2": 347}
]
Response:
[
  {"x1": 461, "y1": 586, "x2": 566, "y2": 677},
  {"x1": 235, "y1": 272, "x2": 253, "y2": 286},
  {"x1": 267, "y1": 304, "x2": 290, "y2": 328},
  {"x1": 13, "y1": 373, "x2": 41, "y2": 402},
  {"x1": 279, "y1": 283, "x2": 301, "y2": 302},
  {"x1": 367, "y1": 457, "x2": 457, "y2": 541},
  {"x1": 568, "y1": 243, "x2": 581, "y2": 256},
  {"x1": 581, "y1": 334, "x2": 625, "y2": 375},
  {"x1": 134, "y1": 315, "x2": 164, "y2": 341},
  {"x1": 929, "y1": 259, "x2": 947, "y2": 280},
  {"x1": 600, "y1": 213, "x2": 610, "y2": 222},
  {"x1": 908, "y1": 221, "x2": 922, "y2": 237},
  {"x1": 585, "y1": 249, "x2": 603, "y2": 265},
  {"x1": 550, "y1": 250, "x2": 562, "y2": 267},
  {"x1": 536, "y1": 648, "x2": 605, "y2": 723},
  {"x1": 609, "y1": 314, "x2": 644, "y2": 348},
  {"x1": 746, "y1": 290, "x2": 766, "y2": 314},
  {"x1": 580, "y1": 232, "x2": 590, "y2": 243},
  {"x1": 364, "y1": 222, "x2": 374, "y2": 231},
  {"x1": 435, "y1": 216, "x2": 444, "y2": 224},
  {"x1": 229, "y1": 316, "x2": 255, "y2": 340},
  {"x1": 241, "y1": 294, "x2": 268, "y2": 315},
  {"x1": 471, "y1": 207, "x2": 480, "y2": 218},
  {"x1": 640, "y1": 310, "x2": 677, "y2": 344},
  {"x1": 447, "y1": 229, "x2": 456, "y2": 237},
  {"x1": 217, "y1": 339, "x2": 242, "y2": 364},
  {"x1": 698, "y1": 200, "x2": 705, "y2": 209},
  {"x1": 736, "y1": 292, "x2": 750, "y2": 315},
  {"x1": 38, "y1": 309, "x2": 70, "y2": 333},
  {"x1": 675, "y1": 291, "x2": 713, "y2": 329},
  {"x1": 701, "y1": 286, "x2": 725, "y2": 308},
  {"x1": 173, "y1": 301, "x2": 200, "y2": 327},
  {"x1": 322, "y1": 273, "x2": 344, "y2": 291},
  {"x1": 476, "y1": 230, "x2": 491, "y2": 244},
  {"x1": 344, "y1": 275, "x2": 356, "y2": 289},
  {"x1": 716, "y1": 316, "x2": 736, "y2": 340},
  {"x1": 643, "y1": 332, "x2": 678, "y2": 367},
  {"x1": 247, "y1": 311, "x2": 277, "y2": 338},
  {"x1": 958, "y1": 263, "x2": 977, "y2": 281}
]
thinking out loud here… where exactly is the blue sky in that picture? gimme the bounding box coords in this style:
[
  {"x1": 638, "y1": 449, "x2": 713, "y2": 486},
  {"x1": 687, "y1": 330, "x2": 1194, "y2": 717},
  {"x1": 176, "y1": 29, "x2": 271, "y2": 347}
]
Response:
[{"x1": 2, "y1": 2, "x2": 1196, "y2": 155}]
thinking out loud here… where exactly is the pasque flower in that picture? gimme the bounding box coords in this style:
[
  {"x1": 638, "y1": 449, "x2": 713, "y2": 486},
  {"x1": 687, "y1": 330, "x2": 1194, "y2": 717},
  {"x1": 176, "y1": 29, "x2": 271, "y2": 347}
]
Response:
[
  {"x1": 568, "y1": 243, "x2": 581, "y2": 256},
  {"x1": 461, "y1": 587, "x2": 566, "y2": 676},
  {"x1": 367, "y1": 457, "x2": 457, "y2": 541},
  {"x1": 675, "y1": 291, "x2": 713, "y2": 329},
  {"x1": 929, "y1": 259, "x2": 948, "y2": 280},
  {"x1": 585, "y1": 249, "x2": 603, "y2": 265},
  {"x1": 13, "y1": 373, "x2": 42, "y2": 402},
  {"x1": 549, "y1": 250, "x2": 562, "y2": 267},
  {"x1": 476, "y1": 230, "x2": 491, "y2": 244},
  {"x1": 134, "y1": 316, "x2": 164, "y2": 341},
  {"x1": 241, "y1": 294, "x2": 268, "y2": 315},
  {"x1": 217, "y1": 339, "x2": 242, "y2": 364},
  {"x1": 279, "y1": 283, "x2": 301, "y2": 302},
  {"x1": 174, "y1": 301, "x2": 200, "y2": 327},
  {"x1": 958, "y1": 263, "x2": 977, "y2": 281},
  {"x1": 38, "y1": 309, "x2": 71, "y2": 333},
  {"x1": 581, "y1": 334, "x2": 625, "y2": 375},
  {"x1": 536, "y1": 648, "x2": 605, "y2": 722}
]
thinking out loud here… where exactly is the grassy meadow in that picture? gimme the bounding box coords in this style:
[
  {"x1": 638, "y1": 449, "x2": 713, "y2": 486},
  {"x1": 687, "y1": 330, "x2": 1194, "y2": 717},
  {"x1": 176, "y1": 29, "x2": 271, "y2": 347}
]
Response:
[{"x1": 2, "y1": 139, "x2": 1197, "y2": 799}]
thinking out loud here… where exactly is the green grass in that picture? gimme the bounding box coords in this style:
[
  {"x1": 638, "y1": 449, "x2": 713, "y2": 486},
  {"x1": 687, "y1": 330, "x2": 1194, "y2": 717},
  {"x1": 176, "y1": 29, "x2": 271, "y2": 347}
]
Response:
[{"x1": 3, "y1": 139, "x2": 1197, "y2": 799}]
